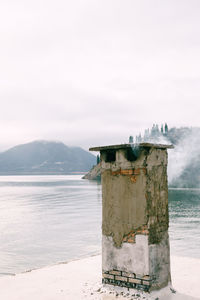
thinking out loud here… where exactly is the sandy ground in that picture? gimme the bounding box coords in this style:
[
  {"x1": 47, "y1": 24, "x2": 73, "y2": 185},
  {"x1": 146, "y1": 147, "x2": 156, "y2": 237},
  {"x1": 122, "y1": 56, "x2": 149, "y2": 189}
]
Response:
[{"x1": 0, "y1": 255, "x2": 199, "y2": 300}]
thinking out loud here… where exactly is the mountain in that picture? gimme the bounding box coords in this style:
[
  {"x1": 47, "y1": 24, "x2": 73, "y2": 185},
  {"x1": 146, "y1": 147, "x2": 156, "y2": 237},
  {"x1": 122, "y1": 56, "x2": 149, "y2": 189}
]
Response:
[{"x1": 0, "y1": 141, "x2": 96, "y2": 175}]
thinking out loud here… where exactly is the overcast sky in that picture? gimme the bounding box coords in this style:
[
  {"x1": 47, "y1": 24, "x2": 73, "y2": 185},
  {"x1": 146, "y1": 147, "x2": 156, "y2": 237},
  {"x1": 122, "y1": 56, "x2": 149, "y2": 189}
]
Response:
[{"x1": 0, "y1": 0, "x2": 200, "y2": 151}]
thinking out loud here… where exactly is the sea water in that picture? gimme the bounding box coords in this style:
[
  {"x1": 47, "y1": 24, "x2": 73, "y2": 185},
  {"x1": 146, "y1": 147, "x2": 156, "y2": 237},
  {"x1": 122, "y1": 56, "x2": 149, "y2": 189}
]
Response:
[{"x1": 0, "y1": 175, "x2": 199, "y2": 275}]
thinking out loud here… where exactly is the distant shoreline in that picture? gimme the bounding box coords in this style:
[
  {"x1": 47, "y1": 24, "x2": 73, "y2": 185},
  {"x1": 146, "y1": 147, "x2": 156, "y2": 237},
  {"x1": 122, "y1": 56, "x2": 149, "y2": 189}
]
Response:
[{"x1": 0, "y1": 172, "x2": 87, "y2": 176}]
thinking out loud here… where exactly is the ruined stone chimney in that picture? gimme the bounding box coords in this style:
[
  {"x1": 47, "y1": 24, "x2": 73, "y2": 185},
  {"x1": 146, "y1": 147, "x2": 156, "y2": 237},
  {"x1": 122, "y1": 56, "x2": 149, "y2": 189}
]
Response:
[{"x1": 89, "y1": 143, "x2": 173, "y2": 292}]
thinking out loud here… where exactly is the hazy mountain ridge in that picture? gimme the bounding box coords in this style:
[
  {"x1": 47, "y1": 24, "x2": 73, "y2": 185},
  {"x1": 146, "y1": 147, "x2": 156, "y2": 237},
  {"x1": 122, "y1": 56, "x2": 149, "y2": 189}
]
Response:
[{"x1": 0, "y1": 141, "x2": 96, "y2": 174}]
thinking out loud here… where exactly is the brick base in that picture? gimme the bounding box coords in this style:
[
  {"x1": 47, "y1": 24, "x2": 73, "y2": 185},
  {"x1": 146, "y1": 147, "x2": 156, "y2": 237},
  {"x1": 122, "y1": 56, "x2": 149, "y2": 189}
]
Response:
[{"x1": 102, "y1": 270, "x2": 151, "y2": 292}]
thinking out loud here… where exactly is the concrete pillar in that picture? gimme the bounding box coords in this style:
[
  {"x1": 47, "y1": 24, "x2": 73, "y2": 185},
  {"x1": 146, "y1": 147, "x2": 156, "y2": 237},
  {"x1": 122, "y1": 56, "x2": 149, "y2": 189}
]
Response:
[{"x1": 89, "y1": 143, "x2": 173, "y2": 292}]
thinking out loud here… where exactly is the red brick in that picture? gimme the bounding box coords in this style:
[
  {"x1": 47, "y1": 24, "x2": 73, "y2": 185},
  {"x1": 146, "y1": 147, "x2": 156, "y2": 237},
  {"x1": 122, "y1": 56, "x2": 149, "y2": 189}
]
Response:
[
  {"x1": 115, "y1": 276, "x2": 128, "y2": 282},
  {"x1": 109, "y1": 270, "x2": 121, "y2": 276},
  {"x1": 102, "y1": 273, "x2": 114, "y2": 280},
  {"x1": 128, "y1": 278, "x2": 141, "y2": 284}
]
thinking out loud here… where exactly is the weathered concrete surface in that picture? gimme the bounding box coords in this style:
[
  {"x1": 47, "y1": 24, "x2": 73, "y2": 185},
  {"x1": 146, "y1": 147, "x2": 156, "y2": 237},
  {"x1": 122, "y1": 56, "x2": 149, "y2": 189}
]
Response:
[
  {"x1": 89, "y1": 143, "x2": 174, "y2": 151},
  {"x1": 102, "y1": 235, "x2": 149, "y2": 276},
  {"x1": 102, "y1": 168, "x2": 147, "y2": 248},
  {"x1": 146, "y1": 149, "x2": 169, "y2": 245},
  {"x1": 101, "y1": 147, "x2": 169, "y2": 249},
  {"x1": 101, "y1": 146, "x2": 171, "y2": 290},
  {"x1": 90, "y1": 143, "x2": 172, "y2": 291},
  {"x1": 149, "y1": 231, "x2": 171, "y2": 290}
]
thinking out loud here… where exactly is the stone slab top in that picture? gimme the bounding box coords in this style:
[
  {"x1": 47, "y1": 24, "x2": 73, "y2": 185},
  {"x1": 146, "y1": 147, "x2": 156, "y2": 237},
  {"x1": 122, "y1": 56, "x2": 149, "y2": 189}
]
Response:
[{"x1": 89, "y1": 143, "x2": 174, "y2": 152}]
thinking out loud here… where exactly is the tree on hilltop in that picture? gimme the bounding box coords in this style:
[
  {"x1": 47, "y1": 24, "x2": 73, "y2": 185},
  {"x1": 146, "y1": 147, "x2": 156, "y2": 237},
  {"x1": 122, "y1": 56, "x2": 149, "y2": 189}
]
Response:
[
  {"x1": 129, "y1": 136, "x2": 133, "y2": 143},
  {"x1": 161, "y1": 124, "x2": 164, "y2": 134},
  {"x1": 165, "y1": 123, "x2": 168, "y2": 134},
  {"x1": 97, "y1": 154, "x2": 100, "y2": 165}
]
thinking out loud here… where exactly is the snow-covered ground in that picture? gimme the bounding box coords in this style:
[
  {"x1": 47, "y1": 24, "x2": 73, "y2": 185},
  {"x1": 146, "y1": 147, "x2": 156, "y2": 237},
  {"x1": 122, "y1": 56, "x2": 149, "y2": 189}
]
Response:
[{"x1": 0, "y1": 255, "x2": 199, "y2": 300}]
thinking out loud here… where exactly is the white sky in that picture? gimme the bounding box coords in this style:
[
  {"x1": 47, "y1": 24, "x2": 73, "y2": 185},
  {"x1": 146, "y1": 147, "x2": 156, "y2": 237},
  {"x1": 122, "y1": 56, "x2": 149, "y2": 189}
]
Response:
[{"x1": 0, "y1": 0, "x2": 200, "y2": 151}]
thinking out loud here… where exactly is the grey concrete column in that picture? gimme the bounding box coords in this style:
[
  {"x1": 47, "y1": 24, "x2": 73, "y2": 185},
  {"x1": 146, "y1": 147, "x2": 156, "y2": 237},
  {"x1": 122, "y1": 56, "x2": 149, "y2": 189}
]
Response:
[{"x1": 90, "y1": 143, "x2": 173, "y2": 292}]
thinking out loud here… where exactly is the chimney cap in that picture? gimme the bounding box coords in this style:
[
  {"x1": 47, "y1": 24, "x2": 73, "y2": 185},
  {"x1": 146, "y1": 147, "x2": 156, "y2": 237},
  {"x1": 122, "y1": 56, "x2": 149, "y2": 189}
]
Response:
[{"x1": 89, "y1": 143, "x2": 174, "y2": 152}]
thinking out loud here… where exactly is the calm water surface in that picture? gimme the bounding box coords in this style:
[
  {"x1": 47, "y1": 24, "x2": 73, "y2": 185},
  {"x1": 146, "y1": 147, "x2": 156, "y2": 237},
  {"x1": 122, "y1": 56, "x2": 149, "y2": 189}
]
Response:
[
  {"x1": 168, "y1": 188, "x2": 200, "y2": 259},
  {"x1": 0, "y1": 175, "x2": 199, "y2": 275}
]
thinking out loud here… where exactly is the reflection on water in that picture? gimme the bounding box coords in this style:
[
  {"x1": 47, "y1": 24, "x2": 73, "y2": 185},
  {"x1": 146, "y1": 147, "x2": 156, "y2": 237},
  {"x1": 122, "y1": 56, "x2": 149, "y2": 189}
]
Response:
[
  {"x1": 0, "y1": 176, "x2": 199, "y2": 275},
  {"x1": 169, "y1": 188, "x2": 200, "y2": 258},
  {"x1": 0, "y1": 175, "x2": 102, "y2": 275}
]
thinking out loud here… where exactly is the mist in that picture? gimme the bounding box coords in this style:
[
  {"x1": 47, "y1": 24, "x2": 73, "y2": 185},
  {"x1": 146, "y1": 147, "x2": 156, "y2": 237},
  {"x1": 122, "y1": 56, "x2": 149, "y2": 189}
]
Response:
[
  {"x1": 168, "y1": 128, "x2": 200, "y2": 185},
  {"x1": 133, "y1": 125, "x2": 200, "y2": 186}
]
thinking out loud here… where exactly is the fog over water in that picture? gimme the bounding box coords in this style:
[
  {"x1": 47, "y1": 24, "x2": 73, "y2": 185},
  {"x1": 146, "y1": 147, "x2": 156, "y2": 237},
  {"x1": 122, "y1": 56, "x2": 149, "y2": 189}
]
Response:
[{"x1": 168, "y1": 128, "x2": 200, "y2": 183}]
